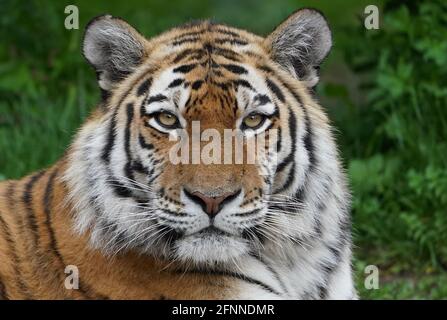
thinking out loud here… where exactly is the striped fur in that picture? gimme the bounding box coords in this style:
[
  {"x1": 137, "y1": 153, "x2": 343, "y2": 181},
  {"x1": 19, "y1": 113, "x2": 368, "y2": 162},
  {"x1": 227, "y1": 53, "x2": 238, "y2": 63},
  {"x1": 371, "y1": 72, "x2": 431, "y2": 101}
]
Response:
[{"x1": 0, "y1": 9, "x2": 356, "y2": 299}]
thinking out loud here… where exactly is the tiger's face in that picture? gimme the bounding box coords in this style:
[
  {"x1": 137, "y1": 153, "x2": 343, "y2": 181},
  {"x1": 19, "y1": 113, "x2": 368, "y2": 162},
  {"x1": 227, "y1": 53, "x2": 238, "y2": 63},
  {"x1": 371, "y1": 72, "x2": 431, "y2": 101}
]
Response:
[
  {"x1": 137, "y1": 51, "x2": 280, "y2": 265},
  {"x1": 73, "y1": 9, "x2": 332, "y2": 267}
]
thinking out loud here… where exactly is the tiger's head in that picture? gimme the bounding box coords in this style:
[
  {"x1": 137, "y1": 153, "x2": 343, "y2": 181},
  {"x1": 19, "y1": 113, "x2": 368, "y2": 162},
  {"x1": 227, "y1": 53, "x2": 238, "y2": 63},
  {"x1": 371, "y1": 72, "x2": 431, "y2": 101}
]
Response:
[{"x1": 66, "y1": 9, "x2": 335, "y2": 268}]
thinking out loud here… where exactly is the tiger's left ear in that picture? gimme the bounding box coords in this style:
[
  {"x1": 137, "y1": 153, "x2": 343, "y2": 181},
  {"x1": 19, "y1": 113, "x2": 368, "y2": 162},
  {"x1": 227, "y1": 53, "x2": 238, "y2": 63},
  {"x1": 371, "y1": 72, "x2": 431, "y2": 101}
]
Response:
[{"x1": 265, "y1": 9, "x2": 332, "y2": 88}]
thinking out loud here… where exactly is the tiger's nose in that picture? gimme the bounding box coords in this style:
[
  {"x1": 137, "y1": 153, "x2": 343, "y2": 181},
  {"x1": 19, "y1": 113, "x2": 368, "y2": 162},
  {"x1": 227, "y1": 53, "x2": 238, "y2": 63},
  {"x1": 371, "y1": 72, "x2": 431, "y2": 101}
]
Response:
[{"x1": 185, "y1": 189, "x2": 241, "y2": 217}]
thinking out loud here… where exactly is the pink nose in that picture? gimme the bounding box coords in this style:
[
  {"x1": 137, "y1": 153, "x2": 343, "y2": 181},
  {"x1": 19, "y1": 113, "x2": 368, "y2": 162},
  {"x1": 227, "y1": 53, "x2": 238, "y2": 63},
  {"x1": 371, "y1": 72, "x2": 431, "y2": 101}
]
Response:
[{"x1": 185, "y1": 190, "x2": 241, "y2": 217}]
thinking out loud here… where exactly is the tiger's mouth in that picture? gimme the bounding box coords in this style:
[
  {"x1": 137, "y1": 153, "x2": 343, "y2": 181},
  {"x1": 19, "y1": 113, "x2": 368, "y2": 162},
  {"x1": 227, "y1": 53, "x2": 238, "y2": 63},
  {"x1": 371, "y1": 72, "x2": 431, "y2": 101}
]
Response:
[
  {"x1": 176, "y1": 225, "x2": 238, "y2": 245},
  {"x1": 191, "y1": 226, "x2": 230, "y2": 237},
  {"x1": 171, "y1": 224, "x2": 251, "y2": 265}
]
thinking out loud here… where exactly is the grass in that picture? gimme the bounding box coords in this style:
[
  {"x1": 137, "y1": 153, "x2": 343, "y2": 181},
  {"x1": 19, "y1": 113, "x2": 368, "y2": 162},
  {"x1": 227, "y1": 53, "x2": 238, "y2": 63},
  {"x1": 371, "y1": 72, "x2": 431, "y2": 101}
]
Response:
[
  {"x1": 358, "y1": 273, "x2": 447, "y2": 299},
  {"x1": 0, "y1": 76, "x2": 94, "y2": 179}
]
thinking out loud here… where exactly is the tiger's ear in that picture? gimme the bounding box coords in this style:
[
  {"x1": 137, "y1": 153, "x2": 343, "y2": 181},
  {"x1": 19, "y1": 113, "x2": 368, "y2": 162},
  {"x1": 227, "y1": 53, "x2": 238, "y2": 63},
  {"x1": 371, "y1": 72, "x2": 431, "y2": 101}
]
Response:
[
  {"x1": 265, "y1": 9, "x2": 332, "y2": 88},
  {"x1": 83, "y1": 15, "x2": 147, "y2": 92}
]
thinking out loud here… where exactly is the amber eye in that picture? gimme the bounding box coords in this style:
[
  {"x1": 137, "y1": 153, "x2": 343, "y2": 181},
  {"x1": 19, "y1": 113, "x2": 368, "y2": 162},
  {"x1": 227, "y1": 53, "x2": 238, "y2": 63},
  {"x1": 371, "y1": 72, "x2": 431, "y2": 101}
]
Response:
[
  {"x1": 155, "y1": 112, "x2": 179, "y2": 129},
  {"x1": 242, "y1": 113, "x2": 266, "y2": 130}
]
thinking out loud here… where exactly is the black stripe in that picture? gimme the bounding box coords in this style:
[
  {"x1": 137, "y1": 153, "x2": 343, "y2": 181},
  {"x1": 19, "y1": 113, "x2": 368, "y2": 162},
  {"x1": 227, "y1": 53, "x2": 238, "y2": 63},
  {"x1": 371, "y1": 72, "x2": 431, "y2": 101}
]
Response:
[
  {"x1": 42, "y1": 168, "x2": 75, "y2": 298},
  {"x1": 136, "y1": 78, "x2": 152, "y2": 97},
  {"x1": 147, "y1": 94, "x2": 168, "y2": 104},
  {"x1": 276, "y1": 153, "x2": 292, "y2": 173},
  {"x1": 210, "y1": 80, "x2": 229, "y2": 91},
  {"x1": 327, "y1": 244, "x2": 343, "y2": 265},
  {"x1": 0, "y1": 276, "x2": 6, "y2": 300},
  {"x1": 172, "y1": 30, "x2": 203, "y2": 41},
  {"x1": 215, "y1": 38, "x2": 248, "y2": 46},
  {"x1": 250, "y1": 253, "x2": 288, "y2": 296},
  {"x1": 172, "y1": 48, "x2": 207, "y2": 63},
  {"x1": 274, "y1": 76, "x2": 316, "y2": 171},
  {"x1": 212, "y1": 47, "x2": 242, "y2": 61},
  {"x1": 109, "y1": 177, "x2": 132, "y2": 198},
  {"x1": 222, "y1": 64, "x2": 248, "y2": 74},
  {"x1": 276, "y1": 163, "x2": 296, "y2": 194},
  {"x1": 172, "y1": 36, "x2": 200, "y2": 46},
  {"x1": 0, "y1": 212, "x2": 14, "y2": 256},
  {"x1": 276, "y1": 127, "x2": 282, "y2": 153},
  {"x1": 294, "y1": 186, "x2": 306, "y2": 204},
  {"x1": 124, "y1": 103, "x2": 135, "y2": 182},
  {"x1": 275, "y1": 107, "x2": 299, "y2": 193},
  {"x1": 138, "y1": 134, "x2": 154, "y2": 150},
  {"x1": 23, "y1": 171, "x2": 46, "y2": 247},
  {"x1": 317, "y1": 244, "x2": 341, "y2": 300},
  {"x1": 159, "y1": 209, "x2": 188, "y2": 218},
  {"x1": 233, "y1": 208, "x2": 262, "y2": 217},
  {"x1": 21, "y1": 172, "x2": 46, "y2": 297},
  {"x1": 191, "y1": 80, "x2": 204, "y2": 90},
  {"x1": 173, "y1": 64, "x2": 197, "y2": 73},
  {"x1": 105, "y1": 102, "x2": 139, "y2": 199},
  {"x1": 131, "y1": 160, "x2": 150, "y2": 175},
  {"x1": 319, "y1": 247, "x2": 345, "y2": 297},
  {"x1": 317, "y1": 284, "x2": 329, "y2": 299},
  {"x1": 233, "y1": 79, "x2": 253, "y2": 90},
  {"x1": 204, "y1": 42, "x2": 213, "y2": 54},
  {"x1": 0, "y1": 223, "x2": 9, "y2": 300},
  {"x1": 303, "y1": 110, "x2": 316, "y2": 170},
  {"x1": 168, "y1": 78, "x2": 184, "y2": 88},
  {"x1": 254, "y1": 94, "x2": 271, "y2": 106},
  {"x1": 266, "y1": 79, "x2": 285, "y2": 102},
  {"x1": 217, "y1": 271, "x2": 282, "y2": 296},
  {"x1": 241, "y1": 225, "x2": 266, "y2": 244},
  {"x1": 42, "y1": 169, "x2": 69, "y2": 279},
  {"x1": 214, "y1": 28, "x2": 243, "y2": 38},
  {"x1": 276, "y1": 107, "x2": 297, "y2": 173},
  {"x1": 42, "y1": 170, "x2": 109, "y2": 299},
  {"x1": 269, "y1": 70, "x2": 317, "y2": 199},
  {"x1": 172, "y1": 49, "x2": 195, "y2": 63},
  {"x1": 4, "y1": 183, "x2": 33, "y2": 299},
  {"x1": 102, "y1": 76, "x2": 147, "y2": 163},
  {"x1": 102, "y1": 109, "x2": 118, "y2": 164},
  {"x1": 181, "y1": 269, "x2": 281, "y2": 296}
]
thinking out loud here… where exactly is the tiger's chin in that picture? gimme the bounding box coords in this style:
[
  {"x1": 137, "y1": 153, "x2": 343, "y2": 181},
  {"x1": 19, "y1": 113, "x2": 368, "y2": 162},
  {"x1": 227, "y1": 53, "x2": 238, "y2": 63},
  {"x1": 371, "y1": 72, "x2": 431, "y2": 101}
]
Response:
[{"x1": 172, "y1": 227, "x2": 250, "y2": 267}]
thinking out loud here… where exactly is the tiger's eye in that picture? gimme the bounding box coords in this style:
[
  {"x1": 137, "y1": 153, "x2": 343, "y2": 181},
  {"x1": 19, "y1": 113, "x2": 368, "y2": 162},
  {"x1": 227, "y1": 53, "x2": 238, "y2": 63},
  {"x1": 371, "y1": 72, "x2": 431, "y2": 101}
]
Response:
[
  {"x1": 243, "y1": 113, "x2": 265, "y2": 129},
  {"x1": 156, "y1": 112, "x2": 178, "y2": 128}
]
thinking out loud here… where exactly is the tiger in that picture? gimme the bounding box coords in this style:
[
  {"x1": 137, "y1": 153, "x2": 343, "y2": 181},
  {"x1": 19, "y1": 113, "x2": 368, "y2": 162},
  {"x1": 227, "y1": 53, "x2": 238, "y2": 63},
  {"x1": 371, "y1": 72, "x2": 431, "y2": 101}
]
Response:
[{"x1": 0, "y1": 8, "x2": 356, "y2": 300}]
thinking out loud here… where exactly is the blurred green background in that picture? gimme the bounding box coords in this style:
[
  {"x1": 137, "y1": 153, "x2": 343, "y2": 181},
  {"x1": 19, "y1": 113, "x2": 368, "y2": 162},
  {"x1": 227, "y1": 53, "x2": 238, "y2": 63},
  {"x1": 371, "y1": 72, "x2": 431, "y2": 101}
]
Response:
[{"x1": 1, "y1": 0, "x2": 446, "y2": 299}]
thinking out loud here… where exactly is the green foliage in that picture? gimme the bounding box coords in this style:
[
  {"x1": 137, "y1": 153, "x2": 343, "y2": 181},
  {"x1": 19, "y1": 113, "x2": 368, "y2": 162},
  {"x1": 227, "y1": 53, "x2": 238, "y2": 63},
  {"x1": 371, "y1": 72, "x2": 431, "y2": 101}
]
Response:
[
  {"x1": 357, "y1": 271, "x2": 447, "y2": 299},
  {"x1": 332, "y1": 0, "x2": 447, "y2": 298}
]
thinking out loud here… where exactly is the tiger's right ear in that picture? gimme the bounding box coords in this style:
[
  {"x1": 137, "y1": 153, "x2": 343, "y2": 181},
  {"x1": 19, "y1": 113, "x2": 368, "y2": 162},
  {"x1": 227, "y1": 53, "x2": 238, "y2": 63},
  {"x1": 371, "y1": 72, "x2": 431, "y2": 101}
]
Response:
[
  {"x1": 264, "y1": 9, "x2": 332, "y2": 88},
  {"x1": 83, "y1": 15, "x2": 148, "y2": 93}
]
